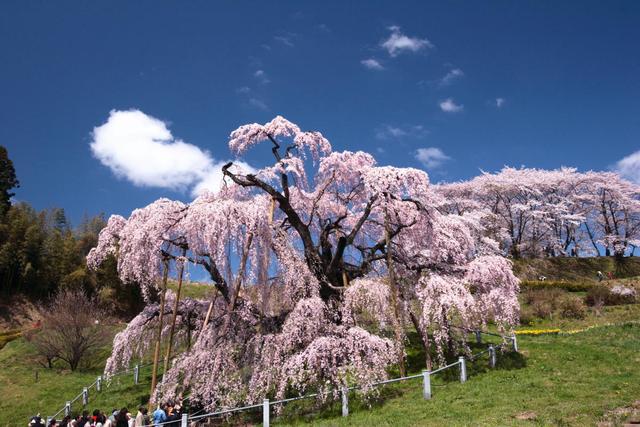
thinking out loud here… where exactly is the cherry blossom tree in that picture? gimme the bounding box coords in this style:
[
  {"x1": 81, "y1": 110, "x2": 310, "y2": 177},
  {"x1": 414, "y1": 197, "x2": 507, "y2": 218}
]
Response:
[
  {"x1": 89, "y1": 116, "x2": 520, "y2": 411},
  {"x1": 582, "y1": 172, "x2": 640, "y2": 257},
  {"x1": 436, "y1": 168, "x2": 640, "y2": 259}
]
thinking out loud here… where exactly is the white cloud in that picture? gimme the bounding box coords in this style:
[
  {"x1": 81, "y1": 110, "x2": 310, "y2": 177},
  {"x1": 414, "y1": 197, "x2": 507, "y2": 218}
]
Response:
[
  {"x1": 254, "y1": 69, "x2": 270, "y2": 84},
  {"x1": 274, "y1": 35, "x2": 294, "y2": 47},
  {"x1": 361, "y1": 58, "x2": 384, "y2": 70},
  {"x1": 439, "y1": 98, "x2": 464, "y2": 113},
  {"x1": 614, "y1": 150, "x2": 640, "y2": 183},
  {"x1": 381, "y1": 26, "x2": 433, "y2": 57},
  {"x1": 253, "y1": 70, "x2": 271, "y2": 84},
  {"x1": 439, "y1": 68, "x2": 464, "y2": 86},
  {"x1": 415, "y1": 147, "x2": 451, "y2": 169},
  {"x1": 495, "y1": 97, "x2": 506, "y2": 108},
  {"x1": 90, "y1": 109, "x2": 253, "y2": 197},
  {"x1": 248, "y1": 97, "x2": 269, "y2": 111},
  {"x1": 375, "y1": 124, "x2": 428, "y2": 140},
  {"x1": 236, "y1": 86, "x2": 251, "y2": 94}
]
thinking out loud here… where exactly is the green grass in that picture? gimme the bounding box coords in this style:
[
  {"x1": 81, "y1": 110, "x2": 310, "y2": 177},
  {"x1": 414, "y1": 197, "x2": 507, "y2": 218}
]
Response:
[
  {"x1": 520, "y1": 280, "x2": 594, "y2": 292},
  {"x1": 518, "y1": 300, "x2": 640, "y2": 332},
  {"x1": 0, "y1": 330, "x2": 156, "y2": 427},
  {"x1": 0, "y1": 328, "x2": 22, "y2": 350},
  {"x1": 167, "y1": 280, "x2": 216, "y2": 299},
  {"x1": 272, "y1": 323, "x2": 640, "y2": 426},
  {"x1": 513, "y1": 256, "x2": 640, "y2": 283},
  {"x1": 2, "y1": 317, "x2": 639, "y2": 426}
]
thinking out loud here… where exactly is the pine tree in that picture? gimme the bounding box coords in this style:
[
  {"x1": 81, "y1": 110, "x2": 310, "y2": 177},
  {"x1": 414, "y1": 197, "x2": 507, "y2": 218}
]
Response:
[{"x1": 0, "y1": 146, "x2": 19, "y2": 215}]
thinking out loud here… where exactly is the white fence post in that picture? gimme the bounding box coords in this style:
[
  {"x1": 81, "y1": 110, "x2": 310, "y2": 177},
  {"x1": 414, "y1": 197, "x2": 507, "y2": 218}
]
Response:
[
  {"x1": 422, "y1": 370, "x2": 431, "y2": 400},
  {"x1": 475, "y1": 330, "x2": 482, "y2": 344},
  {"x1": 134, "y1": 364, "x2": 139, "y2": 384},
  {"x1": 180, "y1": 413, "x2": 187, "y2": 427},
  {"x1": 488, "y1": 345, "x2": 496, "y2": 368},
  {"x1": 263, "y1": 398, "x2": 270, "y2": 427},
  {"x1": 96, "y1": 375, "x2": 102, "y2": 392},
  {"x1": 459, "y1": 356, "x2": 467, "y2": 383},
  {"x1": 82, "y1": 387, "x2": 88, "y2": 406},
  {"x1": 64, "y1": 401, "x2": 71, "y2": 417},
  {"x1": 341, "y1": 387, "x2": 349, "y2": 417},
  {"x1": 512, "y1": 335, "x2": 519, "y2": 352}
]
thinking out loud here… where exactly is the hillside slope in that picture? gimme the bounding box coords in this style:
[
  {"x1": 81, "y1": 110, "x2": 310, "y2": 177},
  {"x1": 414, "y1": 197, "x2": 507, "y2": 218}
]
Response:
[{"x1": 513, "y1": 256, "x2": 640, "y2": 282}]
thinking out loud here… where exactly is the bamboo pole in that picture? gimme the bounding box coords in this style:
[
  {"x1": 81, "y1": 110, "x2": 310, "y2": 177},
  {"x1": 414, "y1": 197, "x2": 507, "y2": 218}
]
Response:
[
  {"x1": 163, "y1": 248, "x2": 187, "y2": 375},
  {"x1": 150, "y1": 259, "x2": 169, "y2": 404},
  {"x1": 202, "y1": 297, "x2": 215, "y2": 330}
]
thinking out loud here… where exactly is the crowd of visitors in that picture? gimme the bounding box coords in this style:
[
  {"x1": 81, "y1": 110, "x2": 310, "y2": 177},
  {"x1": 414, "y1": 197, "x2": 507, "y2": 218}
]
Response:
[{"x1": 30, "y1": 403, "x2": 184, "y2": 427}]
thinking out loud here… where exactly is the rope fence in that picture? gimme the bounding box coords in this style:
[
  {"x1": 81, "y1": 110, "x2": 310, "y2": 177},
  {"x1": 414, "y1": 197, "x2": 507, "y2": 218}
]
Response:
[
  {"x1": 46, "y1": 362, "x2": 156, "y2": 423},
  {"x1": 46, "y1": 328, "x2": 518, "y2": 427}
]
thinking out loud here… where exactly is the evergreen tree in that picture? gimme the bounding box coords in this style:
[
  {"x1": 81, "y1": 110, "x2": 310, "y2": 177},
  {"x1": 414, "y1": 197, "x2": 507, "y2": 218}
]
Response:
[{"x1": 0, "y1": 146, "x2": 19, "y2": 215}]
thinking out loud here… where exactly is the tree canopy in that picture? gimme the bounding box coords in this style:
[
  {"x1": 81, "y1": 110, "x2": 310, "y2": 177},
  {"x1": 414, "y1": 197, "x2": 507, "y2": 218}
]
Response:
[{"x1": 89, "y1": 116, "x2": 520, "y2": 411}]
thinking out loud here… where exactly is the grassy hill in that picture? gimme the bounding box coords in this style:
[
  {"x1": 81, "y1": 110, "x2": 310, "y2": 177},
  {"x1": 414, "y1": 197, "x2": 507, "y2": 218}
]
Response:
[
  {"x1": 1, "y1": 259, "x2": 640, "y2": 426},
  {"x1": 512, "y1": 256, "x2": 640, "y2": 282},
  {"x1": 2, "y1": 311, "x2": 639, "y2": 426}
]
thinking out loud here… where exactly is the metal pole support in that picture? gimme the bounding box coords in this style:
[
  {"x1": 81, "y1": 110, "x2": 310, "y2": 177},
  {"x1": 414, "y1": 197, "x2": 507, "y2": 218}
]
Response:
[
  {"x1": 82, "y1": 387, "x2": 88, "y2": 406},
  {"x1": 475, "y1": 330, "x2": 482, "y2": 344},
  {"x1": 459, "y1": 356, "x2": 467, "y2": 383},
  {"x1": 488, "y1": 345, "x2": 496, "y2": 368},
  {"x1": 64, "y1": 401, "x2": 71, "y2": 417},
  {"x1": 263, "y1": 398, "x2": 270, "y2": 427},
  {"x1": 422, "y1": 370, "x2": 431, "y2": 399},
  {"x1": 341, "y1": 387, "x2": 349, "y2": 417},
  {"x1": 512, "y1": 335, "x2": 519, "y2": 352},
  {"x1": 96, "y1": 376, "x2": 102, "y2": 392},
  {"x1": 134, "y1": 364, "x2": 140, "y2": 384},
  {"x1": 46, "y1": 417, "x2": 52, "y2": 426},
  {"x1": 180, "y1": 413, "x2": 187, "y2": 427}
]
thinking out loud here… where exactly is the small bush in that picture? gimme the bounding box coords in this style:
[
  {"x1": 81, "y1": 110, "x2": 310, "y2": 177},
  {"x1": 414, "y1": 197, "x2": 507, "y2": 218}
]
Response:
[
  {"x1": 519, "y1": 307, "x2": 536, "y2": 326},
  {"x1": 559, "y1": 296, "x2": 587, "y2": 319},
  {"x1": 531, "y1": 300, "x2": 554, "y2": 319},
  {"x1": 523, "y1": 288, "x2": 565, "y2": 311},
  {"x1": 585, "y1": 285, "x2": 610, "y2": 307}
]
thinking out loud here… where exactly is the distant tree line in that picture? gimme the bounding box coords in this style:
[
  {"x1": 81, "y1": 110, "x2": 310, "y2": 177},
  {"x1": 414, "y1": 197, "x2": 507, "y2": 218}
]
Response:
[
  {"x1": 0, "y1": 146, "x2": 142, "y2": 316},
  {"x1": 437, "y1": 167, "x2": 640, "y2": 259}
]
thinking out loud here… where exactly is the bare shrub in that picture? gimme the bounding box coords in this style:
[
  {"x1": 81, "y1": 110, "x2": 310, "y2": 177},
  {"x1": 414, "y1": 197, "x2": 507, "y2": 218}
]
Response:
[
  {"x1": 523, "y1": 288, "x2": 566, "y2": 320},
  {"x1": 559, "y1": 296, "x2": 587, "y2": 319},
  {"x1": 25, "y1": 289, "x2": 111, "y2": 371}
]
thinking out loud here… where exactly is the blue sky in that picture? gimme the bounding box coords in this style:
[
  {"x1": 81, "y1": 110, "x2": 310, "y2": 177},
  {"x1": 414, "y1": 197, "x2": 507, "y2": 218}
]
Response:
[{"x1": 1, "y1": 1, "x2": 639, "y2": 225}]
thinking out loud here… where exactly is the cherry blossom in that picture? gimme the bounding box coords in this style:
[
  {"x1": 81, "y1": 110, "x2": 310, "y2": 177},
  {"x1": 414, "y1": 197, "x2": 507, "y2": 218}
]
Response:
[{"x1": 89, "y1": 116, "x2": 521, "y2": 411}]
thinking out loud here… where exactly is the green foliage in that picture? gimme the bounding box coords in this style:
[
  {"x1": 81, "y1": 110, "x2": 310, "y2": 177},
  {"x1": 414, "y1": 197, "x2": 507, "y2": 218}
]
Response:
[
  {"x1": 0, "y1": 145, "x2": 19, "y2": 216},
  {"x1": 0, "y1": 200, "x2": 128, "y2": 306},
  {"x1": 513, "y1": 256, "x2": 640, "y2": 283},
  {"x1": 520, "y1": 280, "x2": 593, "y2": 292}
]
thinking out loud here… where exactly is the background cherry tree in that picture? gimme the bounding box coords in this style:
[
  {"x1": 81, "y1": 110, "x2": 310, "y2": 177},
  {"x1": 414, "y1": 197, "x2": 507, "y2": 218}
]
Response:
[
  {"x1": 436, "y1": 167, "x2": 640, "y2": 258},
  {"x1": 88, "y1": 116, "x2": 520, "y2": 411}
]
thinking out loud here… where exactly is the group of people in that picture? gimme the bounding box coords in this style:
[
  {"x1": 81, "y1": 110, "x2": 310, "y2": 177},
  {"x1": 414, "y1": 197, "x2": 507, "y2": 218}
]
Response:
[{"x1": 30, "y1": 404, "x2": 184, "y2": 427}]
